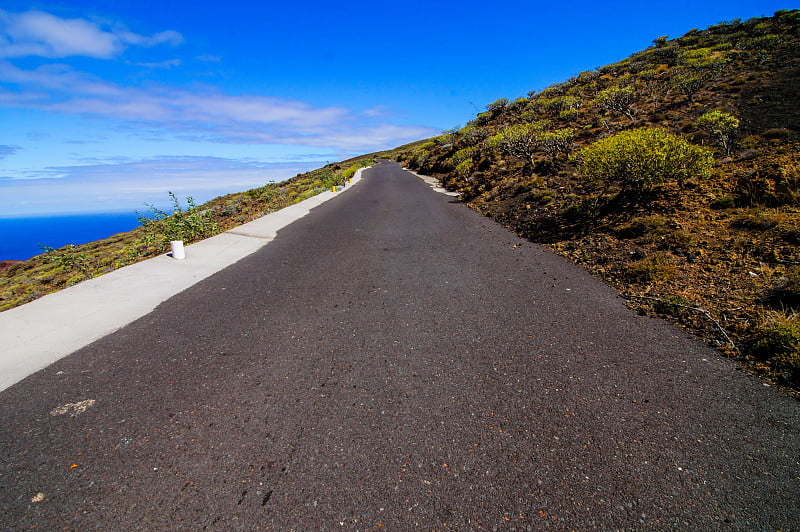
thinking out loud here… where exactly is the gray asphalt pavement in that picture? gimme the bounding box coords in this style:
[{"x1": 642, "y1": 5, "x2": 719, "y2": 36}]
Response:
[{"x1": 1, "y1": 162, "x2": 798, "y2": 530}]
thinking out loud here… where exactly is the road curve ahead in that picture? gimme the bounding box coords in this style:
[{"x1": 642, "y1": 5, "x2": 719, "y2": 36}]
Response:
[{"x1": 1, "y1": 162, "x2": 798, "y2": 530}]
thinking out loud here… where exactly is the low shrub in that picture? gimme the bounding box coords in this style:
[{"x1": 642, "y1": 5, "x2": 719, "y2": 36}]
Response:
[
  {"x1": 625, "y1": 253, "x2": 677, "y2": 283},
  {"x1": 576, "y1": 128, "x2": 714, "y2": 196},
  {"x1": 455, "y1": 159, "x2": 473, "y2": 176},
  {"x1": 654, "y1": 294, "x2": 692, "y2": 317},
  {"x1": 138, "y1": 193, "x2": 219, "y2": 247},
  {"x1": 767, "y1": 267, "x2": 800, "y2": 310},
  {"x1": 561, "y1": 197, "x2": 599, "y2": 220},
  {"x1": 746, "y1": 311, "x2": 800, "y2": 374},
  {"x1": 614, "y1": 215, "x2": 668, "y2": 239},
  {"x1": 710, "y1": 195, "x2": 736, "y2": 209}
]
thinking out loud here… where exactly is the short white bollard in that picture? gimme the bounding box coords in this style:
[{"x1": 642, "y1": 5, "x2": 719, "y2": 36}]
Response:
[{"x1": 170, "y1": 240, "x2": 186, "y2": 260}]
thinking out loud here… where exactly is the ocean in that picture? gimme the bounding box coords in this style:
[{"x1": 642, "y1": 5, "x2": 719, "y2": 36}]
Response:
[{"x1": 0, "y1": 212, "x2": 142, "y2": 261}]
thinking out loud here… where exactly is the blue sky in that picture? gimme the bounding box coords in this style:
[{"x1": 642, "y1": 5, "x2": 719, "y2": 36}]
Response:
[{"x1": 0, "y1": 0, "x2": 787, "y2": 216}]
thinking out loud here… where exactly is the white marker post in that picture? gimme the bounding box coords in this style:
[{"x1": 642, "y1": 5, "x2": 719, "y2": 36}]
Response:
[{"x1": 170, "y1": 240, "x2": 186, "y2": 260}]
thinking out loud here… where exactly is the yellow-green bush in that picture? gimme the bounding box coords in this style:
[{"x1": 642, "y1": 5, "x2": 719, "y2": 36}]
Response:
[
  {"x1": 577, "y1": 128, "x2": 714, "y2": 194},
  {"x1": 697, "y1": 110, "x2": 739, "y2": 154}
]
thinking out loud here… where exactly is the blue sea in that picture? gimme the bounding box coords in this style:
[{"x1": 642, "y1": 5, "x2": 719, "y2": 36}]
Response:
[{"x1": 0, "y1": 212, "x2": 142, "y2": 261}]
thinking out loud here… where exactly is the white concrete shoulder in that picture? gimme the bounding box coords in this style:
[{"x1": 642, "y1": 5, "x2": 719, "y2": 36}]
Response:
[
  {"x1": 403, "y1": 168, "x2": 460, "y2": 196},
  {"x1": 0, "y1": 168, "x2": 368, "y2": 392}
]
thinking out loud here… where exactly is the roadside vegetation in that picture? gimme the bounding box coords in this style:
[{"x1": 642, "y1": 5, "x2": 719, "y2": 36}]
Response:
[
  {"x1": 0, "y1": 157, "x2": 373, "y2": 312},
  {"x1": 381, "y1": 10, "x2": 800, "y2": 396}
]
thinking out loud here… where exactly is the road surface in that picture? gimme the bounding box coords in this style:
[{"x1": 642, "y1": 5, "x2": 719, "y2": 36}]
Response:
[{"x1": 1, "y1": 162, "x2": 798, "y2": 530}]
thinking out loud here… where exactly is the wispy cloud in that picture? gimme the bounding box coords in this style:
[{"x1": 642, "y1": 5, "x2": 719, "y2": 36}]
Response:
[
  {"x1": 0, "y1": 9, "x2": 183, "y2": 59},
  {"x1": 0, "y1": 144, "x2": 21, "y2": 158},
  {"x1": 133, "y1": 59, "x2": 182, "y2": 69},
  {"x1": 0, "y1": 59, "x2": 437, "y2": 151}
]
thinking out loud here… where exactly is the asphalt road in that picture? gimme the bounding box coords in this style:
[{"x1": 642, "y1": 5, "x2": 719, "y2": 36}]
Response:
[{"x1": 1, "y1": 162, "x2": 798, "y2": 530}]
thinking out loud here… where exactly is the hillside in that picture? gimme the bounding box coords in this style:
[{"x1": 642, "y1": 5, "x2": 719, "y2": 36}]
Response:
[
  {"x1": 2, "y1": 10, "x2": 799, "y2": 396},
  {"x1": 383, "y1": 9, "x2": 800, "y2": 396}
]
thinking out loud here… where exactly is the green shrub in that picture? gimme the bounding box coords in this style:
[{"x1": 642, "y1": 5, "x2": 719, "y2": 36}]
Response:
[
  {"x1": 138, "y1": 192, "x2": 218, "y2": 246},
  {"x1": 40, "y1": 245, "x2": 91, "y2": 278},
  {"x1": 539, "y1": 96, "x2": 582, "y2": 113},
  {"x1": 452, "y1": 146, "x2": 479, "y2": 165},
  {"x1": 455, "y1": 159, "x2": 473, "y2": 176},
  {"x1": 577, "y1": 128, "x2": 714, "y2": 195},
  {"x1": 625, "y1": 253, "x2": 677, "y2": 283},
  {"x1": 614, "y1": 215, "x2": 668, "y2": 239},
  {"x1": 671, "y1": 70, "x2": 706, "y2": 102},
  {"x1": 654, "y1": 294, "x2": 691, "y2": 317},
  {"x1": 747, "y1": 311, "x2": 800, "y2": 368},
  {"x1": 538, "y1": 128, "x2": 575, "y2": 157},
  {"x1": 577, "y1": 70, "x2": 600, "y2": 82},
  {"x1": 496, "y1": 123, "x2": 542, "y2": 163},
  {"x1": 677, "y1": 46, "x2": 731, "y2": 72},
  {"x1": 457, "y1": 126, "x2": 489, "y2": 144},
  {"x1": 340, "y1": 164, "x2": 361, "y2": 179},
  {"x1": 594, "y1": 86, "x2": 636, "y2": 119},
  {"x1": 485, "y1": 98, "x2": 509, "y2": 112}
]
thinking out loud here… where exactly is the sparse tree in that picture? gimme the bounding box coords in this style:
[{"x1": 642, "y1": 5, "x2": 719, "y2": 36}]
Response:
[
  {"x1": 497, "y1": 123, "x2": 541, "y2": 163},
  {"x1": 486, "y1": 98, "x2": 509, "y2": 113},
  {"x1": 595, "y1": 86, "x2": 637, "y2": 120},
  {"x1": 458, "y1": 125, "x2": 489, "y2": 145},
  {"x1": 653, "y1": 35, "x2": 669, "y2": 47},
  {"x1": 697, "y1": 110, "x2": 739, "y2": 155},
  {"x1": 672, "y1": 70, "x2": 705, "y2": 102},
  {"x1": 538, "y1": 128, "x2": 576, "y2": 157}
]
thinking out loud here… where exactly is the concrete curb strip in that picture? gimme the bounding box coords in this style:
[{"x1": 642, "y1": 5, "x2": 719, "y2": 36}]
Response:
[
  {"x1": 0, "y1": 168, "x2": 368, "y2": 392},
  {"x1": 404, "y1": 168, "x2": 459, "y2": 196}
]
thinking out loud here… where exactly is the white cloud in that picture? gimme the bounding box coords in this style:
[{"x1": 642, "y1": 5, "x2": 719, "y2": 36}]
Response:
[
  {"x1": 133, "y1": 59, "x2": 182, "y2": 69},
  {"x1": 0, "y1": 60, "x2": 438, "y2": 151},
  {"x1": 361, "y1": 105, "x2": 391, "y2": 118},
  {"x1": 0, "y1": 9, "x2": 183, "y2": 59},
  {"x1": 0, "y1": 10, "x2": 120, "y2": 58},
  {"x1": 117, "y1": 29, "x2": 184, "y2": 47}
]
